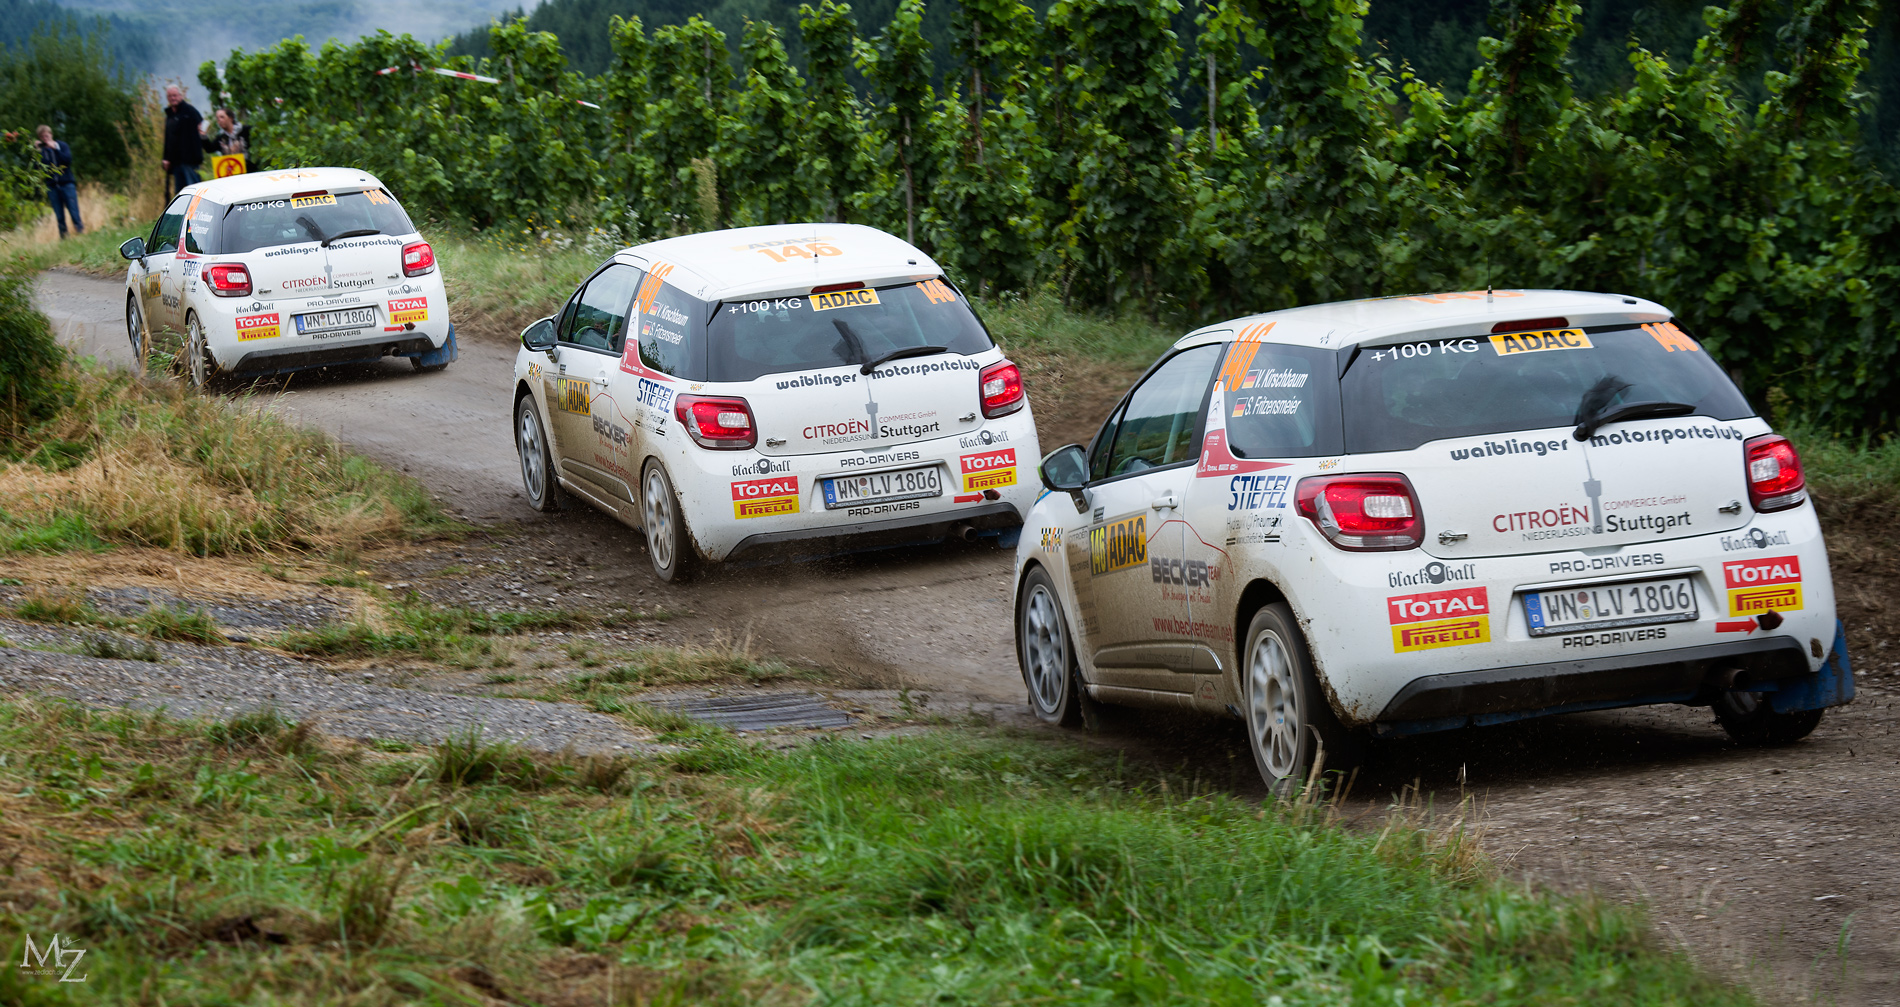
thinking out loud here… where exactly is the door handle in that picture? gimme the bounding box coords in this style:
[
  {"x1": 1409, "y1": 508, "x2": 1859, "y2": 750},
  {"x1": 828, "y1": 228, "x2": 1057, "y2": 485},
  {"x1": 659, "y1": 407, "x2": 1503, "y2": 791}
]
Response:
[{"x1": 1150, "y1": 493, "x2": 1178, "y2": 510}]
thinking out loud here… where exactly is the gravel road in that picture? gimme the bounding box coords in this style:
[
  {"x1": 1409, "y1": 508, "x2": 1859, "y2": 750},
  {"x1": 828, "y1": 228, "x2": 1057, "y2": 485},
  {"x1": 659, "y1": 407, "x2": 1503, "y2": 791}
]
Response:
[{"x1": 27, "y1": 267, "x2": 1900, "y2": 1004}]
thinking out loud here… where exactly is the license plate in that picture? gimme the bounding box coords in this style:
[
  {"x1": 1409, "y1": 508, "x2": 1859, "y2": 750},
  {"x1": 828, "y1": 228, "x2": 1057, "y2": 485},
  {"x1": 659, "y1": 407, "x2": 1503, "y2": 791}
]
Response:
[
  {"x1": 1523, "y1": 576, "x2": 1699, "y2": 636},
  {"x1": 822, "y1": 465, "x2": 942, "y2": 508},
  {"x1": 295, "y1": 307, "x2": 377, "y2": 334}
]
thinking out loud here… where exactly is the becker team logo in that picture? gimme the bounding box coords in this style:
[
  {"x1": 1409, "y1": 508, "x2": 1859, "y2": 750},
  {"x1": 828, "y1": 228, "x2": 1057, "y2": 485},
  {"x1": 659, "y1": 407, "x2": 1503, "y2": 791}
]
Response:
[{"x1": 18, "y1": 934, "x2": 88, "y2": 982}]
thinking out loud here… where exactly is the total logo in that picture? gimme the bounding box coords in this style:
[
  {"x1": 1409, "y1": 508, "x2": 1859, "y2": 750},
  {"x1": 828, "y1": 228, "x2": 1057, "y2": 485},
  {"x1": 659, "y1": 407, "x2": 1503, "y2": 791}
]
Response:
[
  {"x1": 959, "y1": 429, "x2": 1010, "y2": 449},
  {"x1": 1723, "y1": 555, "x2": 1802, "y2": 616},
  {"x1": 1721, "y1": 528, "x2": 1792, "y2": 551},
  {"x1": 731, "y1": 475, "x2": 799, "y2": 519},
  {"x1": 1388, "y1": 586, "x2": 1491, "y2": 653},
  {"x1": 1387, "y1": 561, "x2": 1477, "y2": 590},
  {"x1": 960, "y1": 449, "x2": 1017, "y2": 492},
  {"x1": 731, "y1": 458, "x2": 792, "y2": 477}
]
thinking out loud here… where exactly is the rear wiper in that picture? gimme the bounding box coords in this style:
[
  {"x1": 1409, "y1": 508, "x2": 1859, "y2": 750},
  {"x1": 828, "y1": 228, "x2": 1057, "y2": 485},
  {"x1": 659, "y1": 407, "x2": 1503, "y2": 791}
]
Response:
[
  {"x1": 1573, "y1": 400, "x2": 1696, "y2": 441},
  {"x1": 861, "y1": 344, "x2": 949, "y2": 375},
  {"x1": 321, "y1": 227, "x2": 382, "y2": 247}
]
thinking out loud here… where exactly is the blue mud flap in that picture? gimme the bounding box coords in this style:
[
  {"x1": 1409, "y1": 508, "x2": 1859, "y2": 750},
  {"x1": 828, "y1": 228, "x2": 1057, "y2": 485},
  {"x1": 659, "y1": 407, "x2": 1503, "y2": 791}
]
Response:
[
  {"x1": 408, "y1": 327, "x2": 459, "y2": 368},
  {"x1": 1770, "y1": 619, "x2": 1856, "y2": 714}
]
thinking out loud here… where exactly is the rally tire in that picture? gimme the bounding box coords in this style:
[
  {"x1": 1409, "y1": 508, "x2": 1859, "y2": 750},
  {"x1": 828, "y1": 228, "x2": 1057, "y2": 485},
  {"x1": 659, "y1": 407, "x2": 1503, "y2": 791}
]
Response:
[
  {"x1": 641, "y1": 460, "x2": 697, "y2": 583},
  {"x1": 515, "y1": 396, "x2": 565, "y2": 513},
  {"x1": 125, "y1": 293, "x2": 146, "y2": 364},
  {"x1": 1242, "y1": 603, "x2": 1364, "y2": 797},
  {"x1": 1018, "y1": 566, "x2": 1085, "y2": 727},
  {"x1": 1714, "y1": 691, "x2": 1823, "y2": 746},
  {"x1": 182, "y1": 312, "x2": 215, "y2": 392}
]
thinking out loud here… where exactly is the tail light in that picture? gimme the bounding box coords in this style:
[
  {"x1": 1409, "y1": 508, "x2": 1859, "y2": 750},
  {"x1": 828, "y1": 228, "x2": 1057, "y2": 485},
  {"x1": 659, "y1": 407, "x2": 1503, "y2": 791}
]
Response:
[
  {"x1": 675, "y1": 394, "x2": 756, "y2": 450},
  {"x1": 1295, "y1": 474, "x2": 1424, "y2": 551},
  {"x1": 402, "y1": 240, "x2": 436, "y2": 277},
  {"x1": 1744, "y1": 434, "x2": 1806, "y2": 511},
  {"x1": 204, "y1": 263, "x2": 251, "y2": 297},
  {"x1": 979, "y1": 359, "x2": 1024, "y2": 418}
]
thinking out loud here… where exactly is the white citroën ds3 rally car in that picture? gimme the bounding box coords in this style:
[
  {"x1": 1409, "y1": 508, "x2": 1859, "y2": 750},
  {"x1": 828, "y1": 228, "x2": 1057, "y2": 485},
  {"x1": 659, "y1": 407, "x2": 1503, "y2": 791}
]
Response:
[
  {"x1": 120, "y1": 167, "x2": 456, "y2": 387},
  {"x1": 512, "y1": 223, "x2": 1041, "y2": 580},
  {"x1": 1014, "y1": 289, "x2": 1856, "y2": 792}
]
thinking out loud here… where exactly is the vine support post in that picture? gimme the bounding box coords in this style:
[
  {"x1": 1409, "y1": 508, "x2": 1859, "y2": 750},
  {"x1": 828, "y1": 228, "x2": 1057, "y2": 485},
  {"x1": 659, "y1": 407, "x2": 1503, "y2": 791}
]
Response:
[{"x1": 1207, "y1": 53, "x2": 1216, "y2": 153}]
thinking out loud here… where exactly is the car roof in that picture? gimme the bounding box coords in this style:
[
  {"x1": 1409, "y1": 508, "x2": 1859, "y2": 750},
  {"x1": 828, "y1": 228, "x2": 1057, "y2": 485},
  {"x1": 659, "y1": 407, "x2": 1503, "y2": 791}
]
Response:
[
  {"x1": 179, "y1": 166, "x2": 387, "y2": 205},
  {"x1": 613, "y1": 223, "x2": 942, "y2": 303},
  {"x1": 1175, "y1": 289, "x2": 1675, "y2": 350}
]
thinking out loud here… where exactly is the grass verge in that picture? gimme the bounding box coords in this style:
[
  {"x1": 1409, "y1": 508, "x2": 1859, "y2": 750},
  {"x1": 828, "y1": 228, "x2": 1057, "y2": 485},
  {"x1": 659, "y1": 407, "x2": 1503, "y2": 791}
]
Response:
[
  {"x1": 272, "y1": 600, "x2": 646, "y2": 669},
  {"x1": 0, "y1": 699, "x2": 1750, "y2": 1005}
]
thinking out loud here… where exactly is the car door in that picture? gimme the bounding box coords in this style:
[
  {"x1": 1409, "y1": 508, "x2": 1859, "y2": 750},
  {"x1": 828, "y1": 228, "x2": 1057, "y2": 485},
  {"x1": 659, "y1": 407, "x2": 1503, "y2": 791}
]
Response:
[
  {"x1": 544, "y1": 263, "x2": 643, "y2": 502},
  {"x1": 138, "y1": 195, "x2": 189, "y2": 334},
  {"x1": 1067, "y1": 343, "x2": 1224, "y2": 693}
]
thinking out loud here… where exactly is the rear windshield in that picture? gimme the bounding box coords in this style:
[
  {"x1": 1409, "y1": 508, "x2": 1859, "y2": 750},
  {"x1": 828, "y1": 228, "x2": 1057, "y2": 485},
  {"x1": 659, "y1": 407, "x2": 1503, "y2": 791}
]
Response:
[
  {"x1": 1340, "y1": 323, "x2": 1753, "y2": 453},
  {"x1": 705, "y1": 278, "x2": 993, "y2": 382},
  {"x1": 219, "y1": 189, "x2": 416, "y2": 254}
]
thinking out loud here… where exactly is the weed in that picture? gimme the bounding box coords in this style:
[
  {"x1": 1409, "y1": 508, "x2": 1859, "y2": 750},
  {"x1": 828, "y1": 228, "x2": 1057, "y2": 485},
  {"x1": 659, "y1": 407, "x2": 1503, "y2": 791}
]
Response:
[
  {"x1": 134, "y1": 602, "x2": 222, "y2": 644},
  {"x1": 336, "y1": 856, "x2": 412, "y2": 947},
  {"x1": 13, "y1": 584, "x2": 104, "y2": 624},
  {"x1": 370, "y1": 739, "x2": 413, "y2": 753},
  {"x1": 206, "y1": 707, "x2": 292, "y2": 749},
  {"x1": 428, "y1": 727, "x2": 546, "y2": 790},
  {"x1": 483, "y1": 673, "x2": 521, "y2": 684},
  {"x1": 275, "y1": 602, "x2": 593, "y2": 668},
  {"x1": 588, "y1": 697, "x2": 698, "y2": 734},
  {"x1": 72, "y1": 634, "x2": 161, "y2": 662}
]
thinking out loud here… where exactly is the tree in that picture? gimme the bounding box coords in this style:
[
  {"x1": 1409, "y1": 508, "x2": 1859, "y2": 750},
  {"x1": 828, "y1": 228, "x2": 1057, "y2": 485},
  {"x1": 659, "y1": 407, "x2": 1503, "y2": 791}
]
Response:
[
  {"x1": 858, "y1": 0, "x2": 935, "y2": 243},
  {"x1": 799, "y1": 0, "x2": 867, "y2": 223},
  {"x1": 722, "y1": 19, "x2": 808, "y2": 226}
]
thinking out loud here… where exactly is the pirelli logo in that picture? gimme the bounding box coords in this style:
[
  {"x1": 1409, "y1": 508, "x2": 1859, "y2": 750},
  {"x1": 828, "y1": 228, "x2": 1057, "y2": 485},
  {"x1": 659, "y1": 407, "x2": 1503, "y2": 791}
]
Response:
[
  {"x1": 235, "y1": 312, "x2": 280, "y2": 341},
  {"x1": 1388, "y1": 587, "x2": 1491, "y2": 653},
  {"x1": 732, "y1": 476, "x2": 799, "y2": 519},
  {"x1": 388, "y1": 296, "x2": 428, "y2": 324},
  {"x1": 1089, "y1": 515, "x2": 1147, "y2": 576},
  {"x1": 960, "y1": 448, "x2": 1016, "y2": 492},
  {"x1": 1723, "y1": 555, "x2": 1802, "y2": 616}
]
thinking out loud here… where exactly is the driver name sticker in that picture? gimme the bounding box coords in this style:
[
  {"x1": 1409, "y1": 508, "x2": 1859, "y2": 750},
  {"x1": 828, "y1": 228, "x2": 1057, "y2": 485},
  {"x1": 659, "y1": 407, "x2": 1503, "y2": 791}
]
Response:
[
  {"x1": 1489, "y1": 328, "x2": 1592, "y2": 356},
  {"x1": 811, "y1": 288, "x2": 880, "y2": 311},
  {"x1": 235, "y1": 312, "x2": 280, "y2": 340},
  {"x1": 388, "y1": 297, "x2": 428, "y2": 324},
  {"x1": 732, "y1": 476, "x2": 800, "y2": 519},
  {"x1": 1388, "y1": 587, "x2": 1491, "y2": 653},
  {"x1": 289, "y1": 194, "x2": 336, "y2": 208}
]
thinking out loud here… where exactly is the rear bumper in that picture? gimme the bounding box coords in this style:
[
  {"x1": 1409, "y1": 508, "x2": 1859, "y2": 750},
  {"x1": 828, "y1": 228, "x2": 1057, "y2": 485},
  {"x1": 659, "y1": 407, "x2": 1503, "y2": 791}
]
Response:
[
  {"x1": 726, "y1": 501, "x2": 1022, "y2": 562},
  {"x1": 227, "y1": 327, "x2": 453, "y2": 375},
  {"x1": 1374, "y1": 625, "x2": 1855, "y2": 736}
]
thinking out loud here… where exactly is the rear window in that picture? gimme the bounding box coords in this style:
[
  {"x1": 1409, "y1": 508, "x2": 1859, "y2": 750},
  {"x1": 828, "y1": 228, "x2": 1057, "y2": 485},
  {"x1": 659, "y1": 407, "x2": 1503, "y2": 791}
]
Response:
[
  {"x1": 1340, "y1": 323, "x2": 1753, "y2": 453},
  {"x1": 219, "y1": 189, "x2": 417, "y2": 254},
  {"x1": 705, "y1": 278, "x2": 993, "y2": 382},
  {"x1": 1221, "y1": 342, "x2": 1343, "y2": 458}
]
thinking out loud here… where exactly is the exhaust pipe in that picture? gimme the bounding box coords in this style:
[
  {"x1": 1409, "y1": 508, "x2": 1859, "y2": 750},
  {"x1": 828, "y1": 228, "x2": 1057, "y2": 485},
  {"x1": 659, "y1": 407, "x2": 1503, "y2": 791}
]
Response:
[{"x1": 951, "y1": 523, "x2": 978, "y2": 542}]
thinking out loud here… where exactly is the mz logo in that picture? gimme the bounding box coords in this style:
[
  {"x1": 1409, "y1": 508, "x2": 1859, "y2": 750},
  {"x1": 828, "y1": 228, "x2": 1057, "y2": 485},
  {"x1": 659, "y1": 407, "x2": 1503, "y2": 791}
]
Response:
[{"x1": 19, "y1": 934, "x2": 88, "y2": 982}]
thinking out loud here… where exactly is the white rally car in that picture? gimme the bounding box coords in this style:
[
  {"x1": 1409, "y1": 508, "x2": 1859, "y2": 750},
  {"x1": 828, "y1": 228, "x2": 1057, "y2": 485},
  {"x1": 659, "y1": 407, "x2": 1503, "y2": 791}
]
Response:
[
  {"x1": 118, "y1": 166, "x2": 455, "y2": 388},
  {"x1": 511, "y1": 223, "x2": 1040, "y2": 580},
  {"x1": 1015, "y1": 289, "x2": 1857, "y2": 792}
]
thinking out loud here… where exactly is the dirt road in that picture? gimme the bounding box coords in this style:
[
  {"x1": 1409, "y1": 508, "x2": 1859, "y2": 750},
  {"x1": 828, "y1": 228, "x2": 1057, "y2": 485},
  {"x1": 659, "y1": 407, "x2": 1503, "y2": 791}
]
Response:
[{"x1": 35, "y1": 268, "x2": 1900, "y2": 1004}]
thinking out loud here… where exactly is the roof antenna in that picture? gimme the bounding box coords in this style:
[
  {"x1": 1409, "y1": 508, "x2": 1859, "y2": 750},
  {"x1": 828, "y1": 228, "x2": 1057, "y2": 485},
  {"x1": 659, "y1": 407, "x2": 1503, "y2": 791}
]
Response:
[{"x1": 1486, "y1": 284, "x2": 1493, "y2": 304}]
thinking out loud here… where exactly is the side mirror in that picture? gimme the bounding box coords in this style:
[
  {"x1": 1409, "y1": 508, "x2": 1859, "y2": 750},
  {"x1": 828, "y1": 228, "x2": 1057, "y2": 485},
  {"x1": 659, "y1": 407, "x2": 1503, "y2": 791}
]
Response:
[
  {"x1": 119, "y1": 236, "x2": 145, "y2": 260},
  {"x1": 521, "y1": 317, "x2": 555, "y2": 351},
  {"x1": 1039, "y1": 444, "x2": 1089, "y2": 511}
]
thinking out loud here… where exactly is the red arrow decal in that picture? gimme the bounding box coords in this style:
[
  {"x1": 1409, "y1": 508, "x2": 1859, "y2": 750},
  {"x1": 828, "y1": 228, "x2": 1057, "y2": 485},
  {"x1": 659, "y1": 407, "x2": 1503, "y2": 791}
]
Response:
[{"x1": 1715, "y1": 620, "x2": 1757, "y2": 634}]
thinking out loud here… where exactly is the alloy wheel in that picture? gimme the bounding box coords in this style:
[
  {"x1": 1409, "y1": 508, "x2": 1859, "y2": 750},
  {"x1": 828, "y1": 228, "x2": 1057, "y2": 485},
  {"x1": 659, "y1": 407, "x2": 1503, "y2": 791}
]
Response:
[
  {"x1": 1248, "y1": 629, "x2": 1302, "y2": 781},
  {"x1": 1022, "y1": 584, "x2": 1068, "y2": 713}
]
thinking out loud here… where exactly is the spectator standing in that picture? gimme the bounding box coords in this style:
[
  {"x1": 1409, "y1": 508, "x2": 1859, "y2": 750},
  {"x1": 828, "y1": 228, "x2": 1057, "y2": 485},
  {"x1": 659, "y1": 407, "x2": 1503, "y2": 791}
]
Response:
[
  {"x1": 161, "y1": 84, "x2": 203, "y2": 197},
  {"x1": 200, "y1": 107, "x2": 251, "y2": 173},
  {"x1": 36, "y1": 125, "x2": 82, "y2": 239}
]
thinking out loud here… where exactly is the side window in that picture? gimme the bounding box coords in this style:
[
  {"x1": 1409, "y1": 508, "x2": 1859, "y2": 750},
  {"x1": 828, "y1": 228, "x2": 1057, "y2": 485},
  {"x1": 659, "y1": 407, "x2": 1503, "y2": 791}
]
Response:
[
  {"x1": 149, "y1": 195, "x2": 189, "y2": 254},
  {"x1": 1101, "y1": 343, "x2": 1223, "y2": 479},
  {"x1": 1222, "y1": 342, "x2": 1344, "y2": 458},
  {"x1": 558, "y1": 263, "x2": 641, "y2": 353},
  {"x1": 184, "y1": 200, "x2": 218, "y2": 254},
  {"x1": 1088, "y1": 403, "x2": 1124, "y2": 482},
  {"x1": 636, "y1": 278, "x2": 702, "y2": 378}
]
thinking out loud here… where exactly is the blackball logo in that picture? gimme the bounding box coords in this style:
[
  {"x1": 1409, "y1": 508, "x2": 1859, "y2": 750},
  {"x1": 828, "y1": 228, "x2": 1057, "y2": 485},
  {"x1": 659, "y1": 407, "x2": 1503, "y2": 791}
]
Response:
[
  {"x1": 1387, "y1": 561, "x2": 1478, "y2": 589},
  {"x1": 960, "y1": 429, "x2": 1009, "y2": 448},
  {"x1": 1722, "y1": 528, "x2": 1791, "y2": 551},
  {"x1": 731, "y1": 458, "x2": 792, "y2": 477}
]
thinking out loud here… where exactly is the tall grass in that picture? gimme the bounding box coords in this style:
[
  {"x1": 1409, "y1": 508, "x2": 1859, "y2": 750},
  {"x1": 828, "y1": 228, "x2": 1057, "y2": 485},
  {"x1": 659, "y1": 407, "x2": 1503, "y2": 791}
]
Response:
[{"x1": 0, "y1": 697, "x2": 1754, "y2": 1005}]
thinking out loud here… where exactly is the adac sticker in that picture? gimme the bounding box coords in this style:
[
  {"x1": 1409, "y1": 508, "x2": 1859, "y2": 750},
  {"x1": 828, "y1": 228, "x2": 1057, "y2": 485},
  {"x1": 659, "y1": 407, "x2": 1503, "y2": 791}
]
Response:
[
  {"x1": 811, "y1": 288, "x2": 880, "y2": 311},
  {"x1": 1090, "y1": 515, "x2": 1147, "y2": 576},
  {"x1": 1388, "y1": 586, "x2": 1491, "y2": 653},
  {"x1": 960, "y1": 448, "x2": 1016, "y2": 491},
  {"x1": 732, "y1": 476, "x2": 799, "y2": 519},
  {"x1": 1723, "y1": 555, "x2": 1803, "y2": 616},
  {"x1": 1488, "y1": 328, "x2": 1592, "y2": 356},
  {"x1": 558, "y1": 377, "x2": 591, "y2": 415}
]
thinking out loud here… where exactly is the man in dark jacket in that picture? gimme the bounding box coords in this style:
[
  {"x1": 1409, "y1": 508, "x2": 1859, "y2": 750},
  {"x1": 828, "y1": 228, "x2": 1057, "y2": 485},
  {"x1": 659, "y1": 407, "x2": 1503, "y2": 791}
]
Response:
[
  {"x1": 36, "y1": 124, "x2": 82, "y2": 238},
  {"x1": 161, "y1": 84, "x2": 203, "y2": 197}
]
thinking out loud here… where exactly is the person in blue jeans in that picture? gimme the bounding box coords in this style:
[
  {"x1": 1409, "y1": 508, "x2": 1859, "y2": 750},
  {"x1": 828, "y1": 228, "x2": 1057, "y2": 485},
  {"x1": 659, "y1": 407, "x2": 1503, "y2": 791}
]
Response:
[
  {"x1": 161, "y1": 85, "x2": 203, "y2": 197},
  {"x1": 36, "y1": 125, "x2": 82, "y2": 239}
]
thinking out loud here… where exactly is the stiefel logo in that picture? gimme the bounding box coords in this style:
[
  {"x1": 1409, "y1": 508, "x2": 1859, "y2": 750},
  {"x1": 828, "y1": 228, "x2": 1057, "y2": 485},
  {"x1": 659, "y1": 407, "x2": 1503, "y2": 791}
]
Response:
[
  {"x1": 19, "y1": 934, "x2": 88, "y2": 982},
  {"x1": 1387, "y1": 561, "x2": 1478, "y2": 590}
]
